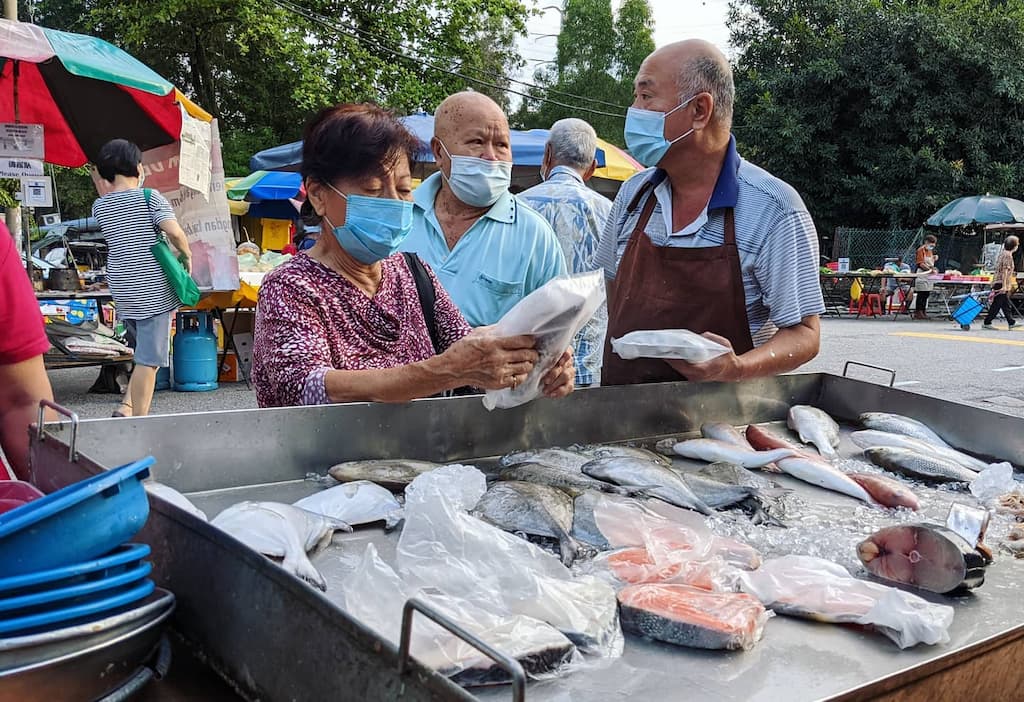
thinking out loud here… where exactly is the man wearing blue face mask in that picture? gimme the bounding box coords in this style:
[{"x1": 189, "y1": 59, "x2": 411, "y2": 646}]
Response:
[
  {"x1": 593, "y1": 40, "x2": 825, "y2": 385},
  {"x1": 400, "y1": 92, "x2": 568, "y2": 327}
]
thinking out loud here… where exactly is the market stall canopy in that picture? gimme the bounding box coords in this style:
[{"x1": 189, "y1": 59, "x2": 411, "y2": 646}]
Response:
[
  {"x1": 925, "y1": 194, "x2": 1024, "y2": 229},
  {"x1": 0, "y1": 18, "x2": 211, "y2": 167},
  {"x1": 249, "y1": 113, "x2": 638, "y2": 175},
  {"x1": 226, "y1": 170, "x2": 303, "y2": 220}
]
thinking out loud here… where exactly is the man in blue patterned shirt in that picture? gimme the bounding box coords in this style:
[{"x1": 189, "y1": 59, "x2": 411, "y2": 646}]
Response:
[{"x1": 519, "y1": 119, "x2": 612, "y2": 386}]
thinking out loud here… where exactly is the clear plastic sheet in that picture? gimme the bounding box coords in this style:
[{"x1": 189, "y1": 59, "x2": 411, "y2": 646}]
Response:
[
  {"x1": 337, "y1": 543, "x2": 579, "y2": 686},
  {"x1": 483, "y1": 272, "x2": 605, "y2": 410},
  {"x1": 397, "y1": 465, "x2": 623, "y2": 657},
  {"x1": 145, "y1": 481, "x2": 207, "y2": 520},
  {"x1": 610, "y1": 329, "x2": 729, "y2": 363},
  {"x1": 738, "y1": 555, "x2": 954, "y2": 648},
  {"x1": 293, "y1": 479, "x2": 403, "y2": 528}
]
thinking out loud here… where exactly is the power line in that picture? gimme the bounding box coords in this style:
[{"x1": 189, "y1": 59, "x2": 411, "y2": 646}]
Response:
[{"x1": 270, "y1": 0, "x2": 627, "y2": 118}]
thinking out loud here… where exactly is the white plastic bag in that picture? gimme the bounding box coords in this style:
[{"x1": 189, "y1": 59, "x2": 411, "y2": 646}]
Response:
[
  {"x1": 337, "y1": 543, "x2": 578, "y2": 686},
  {"x1": 611, "y1": 329, "x2": 729, "y2": 364},
  {"x1": 483, "y1": 272, "x2": 605, "y2": 410},
  {"x1": 396, "y1": 465, "x2": 623, "y2": 656},
  {"x1": 738, "y1": 555, "x2": 954, "y2": 648}
]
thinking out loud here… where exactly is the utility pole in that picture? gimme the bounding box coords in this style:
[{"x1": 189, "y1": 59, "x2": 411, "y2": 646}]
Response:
[{"x1": 3, "y1": 0, "x2": 24, "y2": 260}]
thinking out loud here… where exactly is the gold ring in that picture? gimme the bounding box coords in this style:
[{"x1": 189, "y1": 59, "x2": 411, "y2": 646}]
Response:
[{"x1": 511, "y1": 374, "x2": 519, "y2": 389}]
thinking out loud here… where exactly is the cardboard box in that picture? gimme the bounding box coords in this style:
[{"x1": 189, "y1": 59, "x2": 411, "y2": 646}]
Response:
[{"x1": 232, "y1": 333, "x2": 253, "y2": 376}]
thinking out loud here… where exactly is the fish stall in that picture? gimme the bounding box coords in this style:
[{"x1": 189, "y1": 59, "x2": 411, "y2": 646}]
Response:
[{"x1": 26, "y1": 370, "x2": 1024, "y2": 701}]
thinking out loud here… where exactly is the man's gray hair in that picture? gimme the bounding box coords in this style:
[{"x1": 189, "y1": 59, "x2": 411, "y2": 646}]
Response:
[
  {"x1": 547, "y1": 118, "x2": 598, "y2": 171},
  {"x1": 677, "y1": 55, "x2": 734, "y2": 127}
]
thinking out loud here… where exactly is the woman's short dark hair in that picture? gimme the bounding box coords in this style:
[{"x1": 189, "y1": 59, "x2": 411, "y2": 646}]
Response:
[
  {"x1": 924, "y1": 234, "x2": 938, "y2": 244},
  {"x1": 96, "y1": 139, "x2": 142, "y2": 182},
  {"x1": 1006, "y1": 235, "x2": 1019, "y2": 251},
  {"x1": 300, "y1": 103, "x2": 419, "y2": 221}
]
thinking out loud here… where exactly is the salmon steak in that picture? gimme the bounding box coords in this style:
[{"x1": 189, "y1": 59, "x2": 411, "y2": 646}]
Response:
[
  {"x1": 617, "y1": 583, "x2": 768, "y2": 650},
  {"x1": 606, "y1": 547, "x2": 719, "y2": 591},
  {"x1": 857, "y1": 524, "x2": 987, "y2": 594}
]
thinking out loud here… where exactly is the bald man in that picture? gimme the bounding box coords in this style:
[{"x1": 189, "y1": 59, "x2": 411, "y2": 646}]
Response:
[
  {"x1": 593, "y1": 40, "x2": 824, "y2": 385},
  {"x1": 400, "y1": 92, "x2": 567, "y2": 327}
]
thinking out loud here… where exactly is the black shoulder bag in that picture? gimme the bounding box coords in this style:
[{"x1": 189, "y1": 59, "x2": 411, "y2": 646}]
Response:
[{"x1": 402, "y1": 252, "x2": 441, "y2": 354}]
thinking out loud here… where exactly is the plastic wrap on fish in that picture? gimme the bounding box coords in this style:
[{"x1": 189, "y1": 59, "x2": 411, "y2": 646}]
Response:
[
  {"x1": 618, "y1": 584, "x2": 770, "y2": 651},
  {"x1": 738, "y1": 555, "x2": 954, "y2": 648},
  {"x1": 594, "y1": 495, "x2": 762, "y2": 571},
  {"x1": 293, "y1": 480, "x2": 403, "y2": 527},
  {"x1": 483, "y1": 271, "x2": 605, "y2": 410},
  {"x1": 397, "y1": 466, "x2": 624, "y2": 657},
  {"x1": 582, "y1": 546, "x2": 732, "y2": 592},
  {"x1": 337, "y1": 544, "x2": 578, "y2": 686}
]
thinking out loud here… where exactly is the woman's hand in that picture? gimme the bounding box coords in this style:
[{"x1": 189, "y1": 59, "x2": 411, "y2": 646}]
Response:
[
  {"x1": 541, "y1": 348, "x2": 574, "y2": 398},
  {"x1": 441, "y1": 329, "x2": 538, "y2": 390}
]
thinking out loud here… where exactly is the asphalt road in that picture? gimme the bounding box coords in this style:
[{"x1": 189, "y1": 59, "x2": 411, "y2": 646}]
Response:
[{"x1": 47, "y1": 316, "x2": 1024, "y2": 420}]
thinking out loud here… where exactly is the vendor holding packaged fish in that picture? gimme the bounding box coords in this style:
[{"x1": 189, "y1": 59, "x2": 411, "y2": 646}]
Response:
[
  {"x1": 251, "y1": 103, "x2": 575, "y2": 407},
  {"x1": 593, "y1": 40, "x2": 825, "y2": 384}
]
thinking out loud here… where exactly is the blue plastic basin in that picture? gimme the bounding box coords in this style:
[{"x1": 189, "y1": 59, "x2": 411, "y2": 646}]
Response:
[
  {"x1": 0, "y1": 561, "x2": 151, "y2": 614},
  {"x1": 0, "y1": 458, "x2": 154, "y2": 577},
  {"x1": 0, "y1": 544, "x2": 150, "y2": 597},
  {"x1": 0, "y1": 579, "x2": 155, "y2": 637}
]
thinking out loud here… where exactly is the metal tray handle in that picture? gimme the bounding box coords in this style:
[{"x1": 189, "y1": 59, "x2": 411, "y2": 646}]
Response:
[
  {"x1": 842, "y1": 361, "x2": 896, "y2": 387},
  {"x1": 36, "y1": 399, "x2": 80, "y2": 462},
  {"x1": 398, "y1": 597, "x2": 526, "y2": 702}
]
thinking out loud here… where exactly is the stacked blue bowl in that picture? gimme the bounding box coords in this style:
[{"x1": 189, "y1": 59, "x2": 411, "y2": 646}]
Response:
[{"x1": 0, "y1": 458, "x2": 156, "y2": 638}]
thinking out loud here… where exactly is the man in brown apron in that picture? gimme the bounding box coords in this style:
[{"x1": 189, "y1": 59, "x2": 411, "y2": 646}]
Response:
[{"x1": 595, "y1": 40, "x2": 824, "y2": 386}]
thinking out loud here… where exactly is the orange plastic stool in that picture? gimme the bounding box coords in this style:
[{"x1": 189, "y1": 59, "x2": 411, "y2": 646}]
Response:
[{"x1": 858, "y1": 293, "x2": 883, "y2": 317}]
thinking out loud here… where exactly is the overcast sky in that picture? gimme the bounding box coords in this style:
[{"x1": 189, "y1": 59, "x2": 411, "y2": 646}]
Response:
[{"x1": 518, "y1": 0, "x2": 732, "y2": 77}]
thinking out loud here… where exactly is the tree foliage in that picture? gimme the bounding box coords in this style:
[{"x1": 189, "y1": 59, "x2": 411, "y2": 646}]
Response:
[
  {"x1": 22, "y1": 0, "x2": 529, "y2": 216},
  {"x1": 730, "y1": 0, "x2": 1024, "y2": 234},
  {"x1": 513, "y1": 0, "x2": 655, "y2": 145}
]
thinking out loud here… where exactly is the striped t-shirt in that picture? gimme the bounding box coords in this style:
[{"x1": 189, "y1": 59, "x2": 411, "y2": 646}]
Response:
[
  {"x1": 92, "y1": 188, "x2": 179, "y2": 320},
  {"x1": 592, "y1": 137, "x2": 825, "y2": 347}
]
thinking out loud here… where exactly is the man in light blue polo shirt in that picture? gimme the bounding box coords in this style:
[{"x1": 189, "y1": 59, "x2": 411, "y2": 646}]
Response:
[
  {"x1": 595, "y1": 39, "x2": 824, "y2": 385},
  {"x1": 400, "y1": 92, "x2": 567, "y2": 327}
]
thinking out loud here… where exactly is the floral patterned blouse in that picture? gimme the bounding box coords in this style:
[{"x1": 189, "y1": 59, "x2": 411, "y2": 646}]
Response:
[{"x1": 252, "y1": 252, "x2": 471, "y2": 407}]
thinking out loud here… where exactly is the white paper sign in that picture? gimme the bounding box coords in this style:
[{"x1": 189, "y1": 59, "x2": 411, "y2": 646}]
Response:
[
  {"x1": 0, "y1": 123, "x2": 44, "y2": 160},
  {"x1": 178, "y1": 109, "x2": 212, "y2": 198},
  {"x1": 0, "y1": 157, "x2": 43, "y2": 178},
  {"x1": 21, "y1": 176, "x2": 53, "y2": 207}
]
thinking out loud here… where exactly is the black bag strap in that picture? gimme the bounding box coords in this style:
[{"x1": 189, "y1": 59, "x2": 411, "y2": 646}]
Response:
[{"x1": 403, "y1": 252, "x2": 441, "y2": 354}]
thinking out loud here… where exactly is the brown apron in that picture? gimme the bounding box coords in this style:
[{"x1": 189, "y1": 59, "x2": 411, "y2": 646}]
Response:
[{"x1": 602, "y1": 179, "x2": 754, "y2": 386}]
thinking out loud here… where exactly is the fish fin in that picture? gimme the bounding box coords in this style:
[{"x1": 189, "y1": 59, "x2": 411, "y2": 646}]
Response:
[
  {"x1": 622, "y1": 484, "x2": 663, "y2": 498},
  {"x1": 558, "y1": 534, "x2": 580, "y2": 567},
  {"x1": 328, "y1": 517, "x2": 354, "y2": 533},
  {"x1": 282, "y1": 552, "x2": 328, "y2": 591}
]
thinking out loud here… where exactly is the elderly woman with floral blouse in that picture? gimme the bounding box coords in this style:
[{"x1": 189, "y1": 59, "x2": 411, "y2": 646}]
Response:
[{"x1": 252, "y1": 103, "x2": 574, "y2": 407}]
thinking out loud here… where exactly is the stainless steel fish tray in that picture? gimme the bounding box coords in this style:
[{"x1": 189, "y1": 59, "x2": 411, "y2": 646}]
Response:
[{"x1": 28, "y1": 369, "x2": 1024, "y2": 701}]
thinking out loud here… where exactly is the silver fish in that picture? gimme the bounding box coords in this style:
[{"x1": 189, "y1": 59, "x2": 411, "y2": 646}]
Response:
[
  {"x1": 850, "y1": 430, "x2": 987, "y2": 472},
  {"x1": 328, "y1": 459, "x2": 440, "y2": 492},
  {"x1": 212, "y1": 501, "x2": 351, "y2": 591},
  {"x1": 573, "y1": 444, "x2": 671, "y2": 466},
  {"x1": 680, "y1": 470, "x2": 786, "y2": 527},
  {"x1": 570, "y1": 491, "x2": 618, "y2": 550},
  {"x1": 787, "y1": 405, "x2": 840, "y2": 460},
  {"x1": 859, "y1": 412, "x2": 952, "y2": 449},
  {"x1": 499, "y1": 448, "x2": 591, "y2": 472},
  {"x1": 582, "y1": 456, "x2": 715, "y2": 516},
  {"x1": 472, "y1": 481, "x2": 581, "y2": 565},
  {"x1": 672, "y1": 439, "x2": 796, "y2": 468},
  {"x1": 864, "y1": 447, "x2": 977, "y2": 484},
  {"x1": 772, "y1": 454, "x2": 874, "y2": 503},
  {"x1": 498, "y1": 462, "x2": 638, "y2": 497},
  {"x1": 700, "y1": 422, "x2": 753, "y2": 449},
  {"x1": 695, "y1": 462, "x2": 777, "y2": 491}
]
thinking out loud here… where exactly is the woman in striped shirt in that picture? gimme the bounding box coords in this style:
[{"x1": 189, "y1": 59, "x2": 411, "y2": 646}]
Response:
[{"x1": 92, "y1": 139, "x2": 192, "y2": 417}]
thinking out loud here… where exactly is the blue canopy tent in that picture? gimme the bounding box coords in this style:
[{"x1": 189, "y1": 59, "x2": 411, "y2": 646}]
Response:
[{"x1": 250, "y1": 114, "x2": 606, "y2": 171}]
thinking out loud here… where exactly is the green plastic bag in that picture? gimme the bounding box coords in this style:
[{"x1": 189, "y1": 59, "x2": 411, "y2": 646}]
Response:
[{"x1": 144, "y1": 189, "x2": 200, "y2": 307}]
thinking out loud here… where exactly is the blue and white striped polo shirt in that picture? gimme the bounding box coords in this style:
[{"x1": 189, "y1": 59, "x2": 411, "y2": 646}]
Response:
[{"x1": 592, "y1": 136, "x2": 825, "y2": 347}]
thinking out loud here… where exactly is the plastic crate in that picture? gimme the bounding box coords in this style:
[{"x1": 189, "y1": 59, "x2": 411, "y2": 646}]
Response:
[
  {"x1": 0, "y1": 458, "x2": 153, "y2": 577},
  {"x1": 952, "y1": 296, "x2": 984, "y2": 328}
]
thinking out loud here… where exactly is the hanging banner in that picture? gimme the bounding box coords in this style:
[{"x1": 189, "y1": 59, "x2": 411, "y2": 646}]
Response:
[
  {"x1": 0, "y1": 123, "x2": 44, "y2": 160},
  {"x1": 178, "y1": 109, "x2": 212, "y2": 198}
]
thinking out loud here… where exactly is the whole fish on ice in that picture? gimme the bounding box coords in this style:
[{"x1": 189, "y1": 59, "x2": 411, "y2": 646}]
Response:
[
  {"x1": 212, "y1": 501, "x2": 352, "y2": 590},
  {"x1": 499, "y1": 448, "x2": 591, "y2": 472},
  {"x1": 498, "y1": 462, "x2": 639, "y2": 497},
  {"x1": 859, "y1": 412, "x2": 952, "y2": 449},
  {"x1": 472, "y1": 481, "x2": 582, "y2": 565},
  {"x1": 671, "y1": 439, "x2": 796, "y2": 468},
  {"x1": 858, "y1": 524, "x2": 987, "y2": 593},
  {"x1": 582, "y1": 456, "x2": 716, "y2": 515},
  {"x1": 847, "y1": 473, "x2": 919, "y2": 510},
  {"x1": 328, "y1": 459, "x2": 441, "y2": 492},
  {"x1": 863, "y1": 447, "x2": 977, "y2": 484},
  {"x1": 850, "y1": 430, "x2": 988, "y2": 473},
  {"x1": 293, "y1": 480, "x2": 402, "y2": 527},
  {"x1": 573, "y1": 444, "x2": 671, "y2": 466},
  {"x1": 617, "y1": 584, "x2": 769, "y2": 650},
  {"x1": 679, "y1": 472, "x2": 786, "y2": 527},
  {"x1": 746, "y1": 424, "x2": 874, "y2": 503},
  {"x1": 787, "y1": 405, "x2": 840, "y2": 460},
  {"x1": 700, "y1": 423, "x2": 754, "y2": 449}
]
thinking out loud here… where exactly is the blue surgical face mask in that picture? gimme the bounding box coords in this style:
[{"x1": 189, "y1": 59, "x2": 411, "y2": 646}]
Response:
[
  {"x1": 624, "y1": 95, "x2": 697, "y2": 167},
  {"x1": 323, "y1": 184, "x2": 414, "y2": 264},
  {"x1": 438, "y1": 140, "x2": 512, "y2": 208}
]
